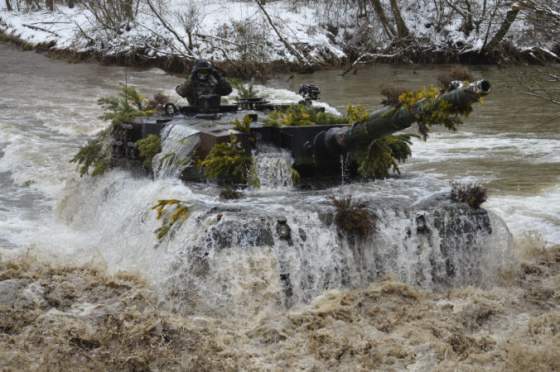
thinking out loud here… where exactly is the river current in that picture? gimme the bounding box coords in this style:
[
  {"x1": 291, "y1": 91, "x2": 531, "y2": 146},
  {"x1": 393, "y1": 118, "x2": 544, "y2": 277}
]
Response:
[
  {"x1": 0, "y1": 43, "x2": 557, "y2": 308},
  {"x1": 274, "y1": 66, "x2": 560, "y2": 244}
]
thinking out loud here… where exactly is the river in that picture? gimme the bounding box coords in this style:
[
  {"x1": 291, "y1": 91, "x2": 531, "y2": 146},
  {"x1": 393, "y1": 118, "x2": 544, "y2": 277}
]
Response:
[
  {"x1": 1, "y1": 42, "x2": 560, "y2": 371},
  {"x1": 0, "y1": 43, "x2": 556, "y2": 286},
  {"x1": 274, "y1": 65, "x2": 560, "y2": 244}
]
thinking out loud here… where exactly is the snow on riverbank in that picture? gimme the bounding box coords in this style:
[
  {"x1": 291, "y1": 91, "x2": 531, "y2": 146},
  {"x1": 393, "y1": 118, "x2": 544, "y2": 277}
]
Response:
[
  {"x1": 0, "y1": 1, "x2": 346, "y2": 65},
  {"x1": 0, "y1": 0, "x2": 557, "y2": 68}
]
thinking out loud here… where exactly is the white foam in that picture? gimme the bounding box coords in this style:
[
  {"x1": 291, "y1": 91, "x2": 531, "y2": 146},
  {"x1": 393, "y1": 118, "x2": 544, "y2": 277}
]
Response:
[
  {"x1": 486, "y1": 185, "x2": 560, "y2": 245},
  {"x1": 411, "y1": 133, "x2": 560, "y2": 163}
]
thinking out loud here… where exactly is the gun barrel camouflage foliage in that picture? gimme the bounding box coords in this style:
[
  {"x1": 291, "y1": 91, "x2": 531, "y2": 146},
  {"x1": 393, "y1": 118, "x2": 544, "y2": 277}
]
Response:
[{"x1": 315, "y1": 80, "x2": 491, "y2": 157}]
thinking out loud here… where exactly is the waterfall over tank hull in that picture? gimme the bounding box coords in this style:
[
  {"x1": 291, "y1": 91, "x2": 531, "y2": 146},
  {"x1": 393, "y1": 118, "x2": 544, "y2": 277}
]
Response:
[
  {"x1": 161, "y1": 194, "x2": 513, "y2": 315},
  {"x1": 99, "y1": 80, "x2": 508, "y2": 316}
]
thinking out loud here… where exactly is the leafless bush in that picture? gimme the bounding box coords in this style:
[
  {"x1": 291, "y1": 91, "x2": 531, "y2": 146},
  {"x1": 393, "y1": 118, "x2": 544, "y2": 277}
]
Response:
[
  {"x1": 175, "y1": 1, "x2": 202, "y2": 50},
  {"x1": 82, "y1": 0, "x2": 140, "y2": 34},
  {"x1": 215, "y1": 19, "x2": 269, "y2": 63},
  {"x1": 4, "y1": 0, "x2": 73, "y2": 11}
]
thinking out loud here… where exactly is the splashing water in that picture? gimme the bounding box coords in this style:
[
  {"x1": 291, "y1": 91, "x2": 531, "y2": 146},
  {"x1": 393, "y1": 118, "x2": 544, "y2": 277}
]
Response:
[
  {"x1": 2, "y1": 45, "x2": 560, "y2": 372},
  {"x1": 154, "y1": 188, "x2": 514, "y2": 317},
  {"x1": 153, "y1": 123, "x2": 199, "y2": 179},
  {"x1": 253, "y1": 146, "x2": 295, "y2": 190}
]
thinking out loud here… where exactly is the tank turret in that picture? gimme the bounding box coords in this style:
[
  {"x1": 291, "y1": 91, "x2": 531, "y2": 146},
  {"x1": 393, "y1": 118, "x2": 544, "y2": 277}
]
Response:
[{"x1": 107, "y1": 79, "x2": 491, "y2": 185}]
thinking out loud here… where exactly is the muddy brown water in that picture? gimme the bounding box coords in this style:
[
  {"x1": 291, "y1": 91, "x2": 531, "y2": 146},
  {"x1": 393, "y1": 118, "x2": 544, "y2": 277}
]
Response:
[{"x1": 0, "y1": 43, "x2": 559, "y2": 250}]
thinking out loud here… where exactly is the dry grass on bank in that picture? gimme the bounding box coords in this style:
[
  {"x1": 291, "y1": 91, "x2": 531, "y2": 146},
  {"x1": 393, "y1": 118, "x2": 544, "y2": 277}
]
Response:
[
  {"x1": 1, "y1": 240, "x2": 559, "y2": 371},
  {"x1": 0, "y1": 257, "x2": 237, "y2": 371}
]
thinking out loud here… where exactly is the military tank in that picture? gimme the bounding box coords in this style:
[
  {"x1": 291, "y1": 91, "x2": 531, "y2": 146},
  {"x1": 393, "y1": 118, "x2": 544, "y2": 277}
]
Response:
[{"x1": 111, "y1": 79, "x2": 491, "y2": 185}]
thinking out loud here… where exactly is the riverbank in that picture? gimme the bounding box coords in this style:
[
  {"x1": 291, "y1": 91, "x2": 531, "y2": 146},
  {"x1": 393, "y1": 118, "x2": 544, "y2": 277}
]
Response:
[
  {"x1": 0, "y1": 26, "x2": 303, "y2": 79},
  {"x1": 0, "y1": 2, "x2": 341, "y2": 78},
  {"x1": 1, "y1": 237, "x2": 559, "y2": 371},
  {"x1": 1, "y1": 2, "x2": 558, "y2": 79}
]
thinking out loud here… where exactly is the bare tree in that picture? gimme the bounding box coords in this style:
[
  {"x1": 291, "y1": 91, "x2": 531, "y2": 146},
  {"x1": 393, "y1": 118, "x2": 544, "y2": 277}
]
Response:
[
  {"x1": 82, "y1": 0, "x2": 139, "y2": 33},
  {"x1": 482, "y1": 2, "x2": 521, "y2": 51},
  {"x1": 144, "y1": 0, "x2": 196, "y2": 59},
  {"x1": 254, "y1": 0, "x2": 312, "y2": 65},
  {"x1": 175, "y1": 1, "x2": 201, "y2": 50},
  {"x1": 369, "y1": 0, "x2": 395, "y2": 38},
  {"x1": 389, "y1": 0, "x2": 409, "y2": 38}
]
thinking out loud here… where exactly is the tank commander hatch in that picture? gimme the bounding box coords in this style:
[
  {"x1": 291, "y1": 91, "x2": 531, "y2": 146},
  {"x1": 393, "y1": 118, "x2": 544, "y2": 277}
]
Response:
[{"x1": 176, "y1": 59, "x2": 233, "y2": 113}]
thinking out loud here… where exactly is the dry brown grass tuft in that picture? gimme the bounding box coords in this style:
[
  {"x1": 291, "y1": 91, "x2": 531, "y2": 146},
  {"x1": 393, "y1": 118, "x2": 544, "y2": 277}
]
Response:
[
  {"x1": 451, "y1": 181, "x2": 488, "y2": 209},
  {"x1": 329, "y1": 196, "x2": 376, "y2": 239},
  {"x1": 504, "y1": 338, "x2": 560, "y2": 372}
]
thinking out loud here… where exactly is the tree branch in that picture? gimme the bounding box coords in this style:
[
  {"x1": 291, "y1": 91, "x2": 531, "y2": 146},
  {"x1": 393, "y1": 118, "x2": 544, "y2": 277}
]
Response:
[
  {"x1": 483, "y1": 2, "x2": 521, "y2": 52},
  {"x1": 253, "y1": 0, "x2": 311, "y2": 66},
  {"x1": 145, "y1": 0, "x2": 196, "y2": 60},
  {"x1": 369, "y1": 0, "x2": 395, "y2": 39}
]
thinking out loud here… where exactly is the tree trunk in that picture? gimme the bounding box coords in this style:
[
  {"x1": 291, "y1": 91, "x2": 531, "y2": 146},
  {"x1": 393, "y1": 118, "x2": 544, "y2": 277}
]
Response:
[
  {"x1": 461, "y1": 0, "x2": 474, "y2": 37},
  {"x1": 46, "y1": 0, "x2": 54, "y2": 11},
  {"x1": 145, "y1": 0, "x2": 195, "y2": 59},
  {"x1": 369, "y1": 0, "x2": 395, "y2": 38},
  {"x1": 5, "y1": 0, "x2": 13, "y2": 11},
  {"x1": 483, "y1": 3, "x2": 521, "y2": 52},
  {"x1": 123, "y1": 0, "x2": 134, "y2": 21},
  {"x1": 67, "y1": 0, "x2": 75, "y2": 8},
  {"x1": 254, "y1": 0, "x2": 310, "y2": 65},
  {"x1": 389, "y1": 0, "x2": 410, "y2": 39}
]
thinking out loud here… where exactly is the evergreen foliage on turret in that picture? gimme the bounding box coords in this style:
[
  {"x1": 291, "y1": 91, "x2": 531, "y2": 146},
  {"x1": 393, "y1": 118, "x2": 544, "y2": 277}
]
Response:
[
  {"x1": 200, "y1": 136, "x2": 254, "y2": 186},
  {"x1": 72, "y1": 86, "x2": 162, "y2": 177},
  {"x1": 136, "y1": 134, "x2": 161, "y2": 169},
  {"x1": 98, "y1": 85, "x2": 155, "y2": 127},
  {"x1": 264, "y1": 105, "x2": 347, "y2": 127}
]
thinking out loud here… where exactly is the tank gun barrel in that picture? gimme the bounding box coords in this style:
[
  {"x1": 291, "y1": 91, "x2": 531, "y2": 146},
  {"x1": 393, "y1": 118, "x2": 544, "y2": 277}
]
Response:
[{"x1": 315, "y1": 80, "x2": 491, "y2": 159}]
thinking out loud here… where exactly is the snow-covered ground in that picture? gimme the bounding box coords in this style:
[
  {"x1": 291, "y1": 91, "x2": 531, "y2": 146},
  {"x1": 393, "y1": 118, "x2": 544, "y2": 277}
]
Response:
[
  {"x1": 0, "y1": 1, "x2": 346, "y2": 64},
  {"x1": 0, "y1": 0, "x2": 556, "y2": 66}
]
